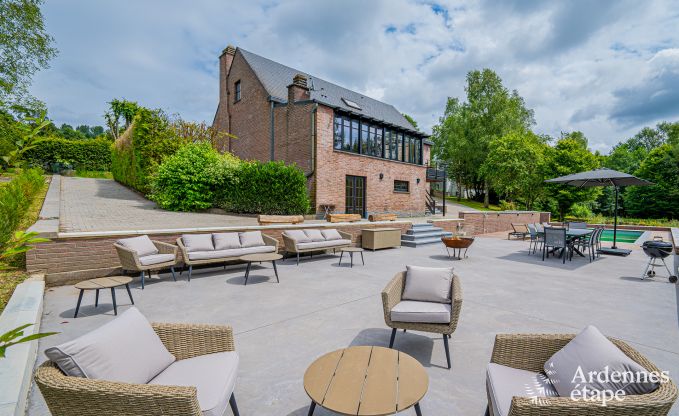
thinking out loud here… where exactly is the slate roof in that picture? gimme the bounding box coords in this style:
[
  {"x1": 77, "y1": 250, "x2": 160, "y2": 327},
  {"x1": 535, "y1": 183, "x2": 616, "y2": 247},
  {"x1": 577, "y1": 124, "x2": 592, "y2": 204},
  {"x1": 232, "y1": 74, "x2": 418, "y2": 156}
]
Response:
[{"x1": 238, "y1": 48, "x2": 425, "y2": 137}]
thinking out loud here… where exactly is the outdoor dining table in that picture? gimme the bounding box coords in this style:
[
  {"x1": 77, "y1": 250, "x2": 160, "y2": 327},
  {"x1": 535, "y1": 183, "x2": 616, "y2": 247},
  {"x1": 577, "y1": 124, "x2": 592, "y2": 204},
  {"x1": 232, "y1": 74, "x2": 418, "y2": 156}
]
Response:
[{"x1": 538, "y1": 228, "x2": 593, "y2": 258}]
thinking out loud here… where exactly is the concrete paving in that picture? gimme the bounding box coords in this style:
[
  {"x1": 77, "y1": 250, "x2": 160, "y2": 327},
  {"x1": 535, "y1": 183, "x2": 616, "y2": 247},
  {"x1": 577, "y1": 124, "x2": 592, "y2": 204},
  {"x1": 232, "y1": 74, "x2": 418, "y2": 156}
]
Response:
[{"x1": 28, "y1": 237, "x2": 679, "y2": 415}]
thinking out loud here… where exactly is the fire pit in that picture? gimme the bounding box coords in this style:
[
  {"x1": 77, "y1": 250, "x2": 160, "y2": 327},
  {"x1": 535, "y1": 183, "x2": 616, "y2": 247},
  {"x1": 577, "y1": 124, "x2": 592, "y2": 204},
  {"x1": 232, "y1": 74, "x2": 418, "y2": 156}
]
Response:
[{"x1": 441, "y1": 237, "x2": 474, "y2": 260}]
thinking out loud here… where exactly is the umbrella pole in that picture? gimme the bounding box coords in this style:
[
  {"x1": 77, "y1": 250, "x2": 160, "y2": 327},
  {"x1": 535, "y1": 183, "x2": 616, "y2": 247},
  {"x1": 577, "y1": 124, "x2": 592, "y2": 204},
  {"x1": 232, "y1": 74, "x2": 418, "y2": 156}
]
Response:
[{"x1": 612, "y1": 186, "x2": 619, "y2": 249}]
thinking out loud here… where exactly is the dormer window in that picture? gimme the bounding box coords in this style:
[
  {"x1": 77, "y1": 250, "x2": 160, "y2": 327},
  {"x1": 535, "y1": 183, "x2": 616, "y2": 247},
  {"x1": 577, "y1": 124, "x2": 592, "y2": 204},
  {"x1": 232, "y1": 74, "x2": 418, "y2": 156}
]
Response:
[
  {"x1": 342, "y1": 98, "x2": 361, "y2": 111},
  {"x1": 234, "y1": 80, "x2": 241, "y2": 102}
]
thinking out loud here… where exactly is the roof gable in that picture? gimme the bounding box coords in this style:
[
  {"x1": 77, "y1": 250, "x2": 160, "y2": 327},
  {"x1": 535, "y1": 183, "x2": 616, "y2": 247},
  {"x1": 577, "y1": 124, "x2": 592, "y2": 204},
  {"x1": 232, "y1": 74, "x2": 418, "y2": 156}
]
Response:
[{"x1": 238, "y1": 48, "x2": 423, "y2": 136}]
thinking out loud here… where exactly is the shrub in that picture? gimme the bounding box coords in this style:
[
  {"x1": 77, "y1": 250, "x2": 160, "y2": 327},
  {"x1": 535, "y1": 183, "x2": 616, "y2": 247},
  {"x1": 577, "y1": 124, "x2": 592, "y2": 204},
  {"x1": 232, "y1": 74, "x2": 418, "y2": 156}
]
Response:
[
  {"x1": 23, "y1": 137, "x2": 112, "y2": 171},
  {"x1": 0, "y1": 169, "x2": 44, "y2": 249},
  {"x1": 568, "y1": 203, "x2": 593, "y2": 219},
  {"x1": 151, "y1": 142, "x2": 240, "y2": 211},
  {"x1": 498, "y1": 200, "x2": 516, "y2": 211},
  {"x1": 220, "y1": 161, "x2": 310, "y2": 215}
]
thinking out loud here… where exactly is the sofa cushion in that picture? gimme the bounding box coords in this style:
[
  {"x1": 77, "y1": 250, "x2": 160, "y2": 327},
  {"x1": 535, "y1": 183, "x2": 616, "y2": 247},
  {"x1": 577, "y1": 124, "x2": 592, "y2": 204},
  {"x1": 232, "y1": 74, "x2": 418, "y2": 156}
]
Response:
[
  {"x1": 544, "y1": 325, "x2": 659, "y2": 398},
  {"x1": 139, "y1": 253, "x2": 176, "y2": 266},
  {"x1": 390, "y1": 300, "x2": 451, "y2": 323},
  {"x1": 182, "y1": 234, "x2": 214, "y2": 252},
  {"x1": 321, "y1": 229, "x2": 343, "y2": 241},
  {"x1": 487, "y1": 363, "x2": 558, "y2": 416},
  {"x1": 296, "y1": 239, "x2": 352, "y2": 250},
  {"x1": 239, "y1": 231, "x2": 265, "y2": 248},
  {"x1": 44, "y1": 307, "x2": 175, "y2": 384},
  {"x1": 284, "y1": 230, "x2": 311, "y2": 244},
  {"x1": 304, "y1": 229, "x2": 325, "y2": 242},
  {"x1": 402, "y1": 265, "x2": 453, "y2": 304},
  {"x1": 213, "y1": 233, "x2": 241, "y2": 251},
  {"x1": 188, "y1": 245, "x2": 274, "y2": 261},
  {"x1": 117, "y1": 235, "x2": 158, "y2": 257},
  {"x1": 149, "y1": 351, "x2": 239, "y2": 416}
]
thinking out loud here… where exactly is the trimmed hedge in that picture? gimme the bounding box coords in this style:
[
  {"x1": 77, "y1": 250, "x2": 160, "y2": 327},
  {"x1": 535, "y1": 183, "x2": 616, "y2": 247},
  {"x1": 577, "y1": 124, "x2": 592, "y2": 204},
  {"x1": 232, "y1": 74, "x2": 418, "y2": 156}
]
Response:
[
  {"x1": 219, "y1": 161, "x2": 310, "y2": 215},
  {"x1": 24, "y1": 137, "x2": 112, "y2": 171},
  {"x1": 0, "y1": 169, "x2": 45, "y2": 249},
  {"x1": 111, "y1": 108, "x2": 185, "y2": 194}
]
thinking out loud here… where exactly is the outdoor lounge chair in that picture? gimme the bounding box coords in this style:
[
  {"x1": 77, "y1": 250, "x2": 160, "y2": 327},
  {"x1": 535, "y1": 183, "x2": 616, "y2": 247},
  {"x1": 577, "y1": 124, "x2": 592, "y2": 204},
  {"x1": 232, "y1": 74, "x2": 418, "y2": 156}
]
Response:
[
  {"x1": 35, "y1": 307, "x2": 241, "y2": 416},
  {"x1": 507, "y1": 224, "x2": 529, "y2": 240},
  {"x1": 485, "y1": 331, "x2": 677, "y2": 416},
  {"x1": 381, "y1": 267, "x2": 462, "y2": 369},
  {"x1": 114, "y1": 235, "x2": 179, "y2": 289},
  {"x1": 282, "y1": 229, "x2": 352, "y2": 265}
]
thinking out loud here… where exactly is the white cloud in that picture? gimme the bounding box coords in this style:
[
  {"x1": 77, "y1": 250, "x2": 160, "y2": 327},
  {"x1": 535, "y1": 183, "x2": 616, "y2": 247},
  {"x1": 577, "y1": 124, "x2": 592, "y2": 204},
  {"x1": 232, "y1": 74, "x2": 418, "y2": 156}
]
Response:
[{"x1": 29, "y1": 0, "x2": 679, "y2": 151}]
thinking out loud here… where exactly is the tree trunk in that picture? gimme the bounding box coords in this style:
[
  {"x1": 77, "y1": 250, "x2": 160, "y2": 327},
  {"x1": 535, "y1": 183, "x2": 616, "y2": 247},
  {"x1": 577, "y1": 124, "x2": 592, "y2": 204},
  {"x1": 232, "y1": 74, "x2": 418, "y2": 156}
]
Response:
[{"x1": 483, "y1": 180, "x2": 489, "y2": 208}]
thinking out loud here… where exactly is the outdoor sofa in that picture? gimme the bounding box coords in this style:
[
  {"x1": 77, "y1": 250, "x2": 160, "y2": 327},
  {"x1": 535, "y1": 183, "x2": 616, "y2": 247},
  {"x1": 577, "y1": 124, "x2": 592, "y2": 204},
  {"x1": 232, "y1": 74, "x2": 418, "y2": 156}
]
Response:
[
  {"x1": 381, "y1": 266, "x2": 462, "y2": 369},
  {"x1": 114, "y1": 235, "x2": 179, "y2": 289},
  {"x1": 177, "y1": 231, "x2": 278, "y2": 280},
  {"x1": 282, "y1": 229, "x2": 352, "y2": 265},
  {"x1": 35, "y1": 307, "x2": 241, "y2": 416}
]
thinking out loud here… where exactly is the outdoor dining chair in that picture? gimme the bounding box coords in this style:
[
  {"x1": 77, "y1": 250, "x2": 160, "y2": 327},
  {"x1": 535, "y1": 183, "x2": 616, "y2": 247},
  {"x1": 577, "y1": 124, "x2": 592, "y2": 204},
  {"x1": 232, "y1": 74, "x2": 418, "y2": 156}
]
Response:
[
  {"x1": 542, "y1": 227, "x2": 570, "y2": 264},
  {"x1": 567, "y1": 221, "x2": 587, "y2": 229},
  {"x1": 527, "y1": 224, "x2": 543, "y2": 255},
  {"x1": 576, "y1": 227, "x2": 601, "y2": 262}
]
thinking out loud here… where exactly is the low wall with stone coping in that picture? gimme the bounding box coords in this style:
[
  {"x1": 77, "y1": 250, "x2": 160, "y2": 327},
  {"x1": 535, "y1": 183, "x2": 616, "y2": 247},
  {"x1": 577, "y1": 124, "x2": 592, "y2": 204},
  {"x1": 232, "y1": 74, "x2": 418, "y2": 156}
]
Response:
[
  {"x1": 26, "y1": 221, "x2": 414, "y2": 286},
  {"x1": 458, "y1": 211, "x2": 551, "y2": 236}
]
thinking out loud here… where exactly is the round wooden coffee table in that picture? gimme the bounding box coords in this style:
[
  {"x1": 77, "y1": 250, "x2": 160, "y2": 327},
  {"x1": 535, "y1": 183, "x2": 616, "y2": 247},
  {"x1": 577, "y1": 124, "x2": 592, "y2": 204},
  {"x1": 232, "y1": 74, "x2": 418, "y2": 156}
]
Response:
[
  {"x1": 240, "y1": 253, "x2": 283, "y2": 285},
  {"x1": 73, "y1": 276, "x2": 134, "y2": 318},
  {"x1": 339, "y1": 247, "x2": 364, "y2": 268},
  {"x1": 304, "y1": 346, "x2": 428, "y2": 416}
]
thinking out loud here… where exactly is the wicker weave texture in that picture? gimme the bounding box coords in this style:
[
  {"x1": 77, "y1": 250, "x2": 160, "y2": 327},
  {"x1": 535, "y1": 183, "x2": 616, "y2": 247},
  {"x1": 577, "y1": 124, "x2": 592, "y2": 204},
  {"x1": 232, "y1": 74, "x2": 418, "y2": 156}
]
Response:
[
  {"x1": 282, "y1": 230, "x2": 353, "y2": 254},
  {"x1": 114, "y1": 240, "x2": 178, "y2": 272},
  {"x1": 177, "y1": 234, "x2": 279, "y2": 266},
  {"x1": 35, "y1": 323, "x2": 235, "y2": 416}
]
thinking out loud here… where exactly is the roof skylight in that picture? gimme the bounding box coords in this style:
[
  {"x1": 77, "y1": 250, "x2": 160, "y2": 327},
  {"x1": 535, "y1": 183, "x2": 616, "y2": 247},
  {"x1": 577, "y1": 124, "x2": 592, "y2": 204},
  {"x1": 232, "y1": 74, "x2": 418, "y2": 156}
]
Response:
[{"x1": 342, "y1": 98, "x2": 362, "y2": 110}]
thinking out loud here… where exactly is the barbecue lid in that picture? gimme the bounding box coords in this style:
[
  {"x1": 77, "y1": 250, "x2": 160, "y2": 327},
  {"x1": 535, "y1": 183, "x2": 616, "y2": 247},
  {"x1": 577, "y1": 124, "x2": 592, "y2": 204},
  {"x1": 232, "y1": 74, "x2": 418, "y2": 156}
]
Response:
[{"x1": 642, "y1": 240, "x2": 673, "y2": 248}]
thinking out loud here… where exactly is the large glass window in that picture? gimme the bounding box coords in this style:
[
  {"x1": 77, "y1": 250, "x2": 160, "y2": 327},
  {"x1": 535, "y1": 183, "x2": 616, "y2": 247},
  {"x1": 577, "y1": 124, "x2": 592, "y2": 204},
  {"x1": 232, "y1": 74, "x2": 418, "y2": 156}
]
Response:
[
  {"x1": 397, "y1": 133, "x2": 404, "y2": 161},
  {"x1": 234, "y1": 80, "x2": 241, "y2": 102},
  {"x1": 351, "y1": 120, "x2": 359, "y2": 153},
  {"x1": 334, "y1": 115, "x2": 343, "y2": 150},
  {"x1": 360, "y1": 124, "x2": 369, "y2": 155}
]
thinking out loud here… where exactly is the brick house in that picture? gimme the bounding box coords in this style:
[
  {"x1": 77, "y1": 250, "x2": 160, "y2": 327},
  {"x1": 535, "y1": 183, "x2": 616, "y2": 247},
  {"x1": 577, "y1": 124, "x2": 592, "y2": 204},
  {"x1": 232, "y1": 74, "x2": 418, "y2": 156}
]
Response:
[{"x1": 213, "y1": 45, "x2": 433, "y2": 218}]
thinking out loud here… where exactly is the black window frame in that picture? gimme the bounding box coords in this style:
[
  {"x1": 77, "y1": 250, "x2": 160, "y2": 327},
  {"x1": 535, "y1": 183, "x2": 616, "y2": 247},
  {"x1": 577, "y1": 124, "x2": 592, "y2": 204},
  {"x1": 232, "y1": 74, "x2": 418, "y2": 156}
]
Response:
[
  {"x1": 394, "y1": 180, "x2": 410, "y2": 193},
  {"x1": 234, "y1": 80, "x2": 241, "y2": 103}
]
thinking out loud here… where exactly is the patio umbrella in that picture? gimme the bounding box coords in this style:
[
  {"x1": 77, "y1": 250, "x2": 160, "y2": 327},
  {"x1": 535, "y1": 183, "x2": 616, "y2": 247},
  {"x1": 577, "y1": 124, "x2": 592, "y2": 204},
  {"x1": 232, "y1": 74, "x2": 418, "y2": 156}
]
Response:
[{"x1": 545, "y1": 168, "x2": 653, "y2": 256}]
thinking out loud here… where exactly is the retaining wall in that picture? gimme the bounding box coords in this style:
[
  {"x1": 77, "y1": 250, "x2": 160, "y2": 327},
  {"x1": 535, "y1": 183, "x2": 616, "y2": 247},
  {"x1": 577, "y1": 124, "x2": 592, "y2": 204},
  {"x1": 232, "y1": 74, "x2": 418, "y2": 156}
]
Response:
[{"x1": 458, "y1": 211, "x2": 551, "y2": 236}]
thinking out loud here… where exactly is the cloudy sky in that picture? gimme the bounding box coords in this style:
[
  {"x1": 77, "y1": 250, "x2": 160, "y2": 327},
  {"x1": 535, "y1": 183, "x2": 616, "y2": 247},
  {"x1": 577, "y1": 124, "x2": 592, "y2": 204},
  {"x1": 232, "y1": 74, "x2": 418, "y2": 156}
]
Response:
[{"x1": 31, "y1": 0, "x2": 679, "y2": 152}]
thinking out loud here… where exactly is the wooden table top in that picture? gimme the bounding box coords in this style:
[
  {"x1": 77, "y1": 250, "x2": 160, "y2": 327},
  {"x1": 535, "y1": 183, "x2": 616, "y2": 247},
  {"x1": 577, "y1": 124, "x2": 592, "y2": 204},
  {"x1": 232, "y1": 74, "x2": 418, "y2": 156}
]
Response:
[
  {"x1": 74, "y1": 276, "x2": 133, "y2": 290},
  {"x1": 341, "y1": 247, "x2": 364, "y2": 252},
  {"x1": 304, "y1": 346, "x2": 428, "y2": 416},
  {"x1": 240, "y1": 252, "x2": 283, "y2": 262}
]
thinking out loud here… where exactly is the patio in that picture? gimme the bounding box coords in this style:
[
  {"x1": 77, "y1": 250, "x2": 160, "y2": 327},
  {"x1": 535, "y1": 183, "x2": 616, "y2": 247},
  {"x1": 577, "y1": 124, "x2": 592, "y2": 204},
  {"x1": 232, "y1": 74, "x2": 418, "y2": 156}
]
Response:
[{"x1": 27, "y1": 236, "x2": 679, "y2": 415}]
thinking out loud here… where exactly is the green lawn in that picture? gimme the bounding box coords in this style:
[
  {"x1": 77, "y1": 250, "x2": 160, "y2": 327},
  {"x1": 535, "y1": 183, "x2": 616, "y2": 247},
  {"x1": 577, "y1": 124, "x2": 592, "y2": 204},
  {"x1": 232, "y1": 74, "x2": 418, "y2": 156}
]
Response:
[{"x1": 444, "y1": 197, "x2": 501, "y2": 211}]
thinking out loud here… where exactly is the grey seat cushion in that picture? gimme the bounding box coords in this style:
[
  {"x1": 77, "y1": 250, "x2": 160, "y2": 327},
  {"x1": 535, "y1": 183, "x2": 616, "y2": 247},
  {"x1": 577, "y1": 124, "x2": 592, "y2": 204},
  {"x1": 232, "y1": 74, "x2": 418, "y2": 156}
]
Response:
[
  {"x1": 182, "y1": 234, "x2": 215, "y2": 252},
  {"x1": 390, "y1": 300, "x2": 451, "y2": 323},
  {"x1": 296, "y1": 239, "x2": 352, "y2": 250},
  {"x1": 139, "y1": 253, "x2": 176, "y2": 266},
  {"x1": 544, "y1": 325, "x2": 659, "y2": 398},
  {"x1": 117, "y1": 235, "x2": 158, "y2": 257},
  {"x1": 283, "y1": 230, "x2": 312, "y2": 243},
  {"x1": 487, "y1": 363, "x2": 558, "y2": 416},
  {"x1": 213, "y1": 233, "x2": 241, "y2": 250},
  {"x1": 149, "y1": 351, "x2": 239, "y2": 416},
  {"x1": 44, "y1": 307, "x2": 175, "y2": 384},
  {"x1": 402, "y1": 265, "x2": 453, "y2": 303},
  {"x1": 239, "y1": 231, "x2": 265, "y2": 248},
  {"x1": 188, "y1": 245, "x2": 274, "y2": 261},
  {"x1": 303, "y1": 229, "x2": 325, "y2": 242},
  {"x1": 321, "y1": 229, "x2": 343, "y2": 240}
]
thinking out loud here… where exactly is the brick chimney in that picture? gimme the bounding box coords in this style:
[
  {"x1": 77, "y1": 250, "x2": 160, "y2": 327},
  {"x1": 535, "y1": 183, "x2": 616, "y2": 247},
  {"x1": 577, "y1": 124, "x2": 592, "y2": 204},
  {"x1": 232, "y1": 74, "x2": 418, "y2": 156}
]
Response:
[
  {"x1": 287, "y1": 73, "x2": 310, "y2": 103},
  {"x1": 219, "y1": 45, "x2": 236, "y2": 103}
]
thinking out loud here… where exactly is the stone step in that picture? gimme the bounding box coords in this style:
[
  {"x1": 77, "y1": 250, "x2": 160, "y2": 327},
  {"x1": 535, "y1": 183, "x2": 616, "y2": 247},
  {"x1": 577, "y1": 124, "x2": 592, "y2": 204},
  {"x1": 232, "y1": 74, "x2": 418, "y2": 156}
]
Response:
[
  {"x1": 406, "y1": 226, "x2": 443, "y2": 235},
  {"x1": 402, "y1": 233, "x2": 453, "y2": 247},
  {"x1": 411, "y1": 222, "x2": 435, "y2": 229},
  {"x1": 401, "y1": 230, "x2": 450, "y2": 241}
]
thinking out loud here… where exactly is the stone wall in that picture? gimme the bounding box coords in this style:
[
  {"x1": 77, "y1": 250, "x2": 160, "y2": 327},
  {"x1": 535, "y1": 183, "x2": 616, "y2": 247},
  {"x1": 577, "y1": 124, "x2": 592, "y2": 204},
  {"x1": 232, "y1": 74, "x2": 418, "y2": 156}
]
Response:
[
  {"x1": 26, "y1": 221, "x2": 413, "y2": 286},
  {"x1": 458, "y1": 211, "x2": 551, "y2": 236}
]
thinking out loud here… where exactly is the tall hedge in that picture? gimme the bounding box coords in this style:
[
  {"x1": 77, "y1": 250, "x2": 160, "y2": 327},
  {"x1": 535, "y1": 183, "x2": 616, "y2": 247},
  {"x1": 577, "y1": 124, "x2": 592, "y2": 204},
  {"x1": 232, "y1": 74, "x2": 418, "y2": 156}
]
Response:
[
  {"x1": 220, "y1": 161, "x2": 310, "y2": 215},
  {"x1": 111, "y1": 108, "x2": 185, "y2": 194},
  {"x1": 24, "y1": 137, "x2": 112, "y2": 171},
  {"x1": 0, "y1": 168, "x2": 45, "y2": 249}
]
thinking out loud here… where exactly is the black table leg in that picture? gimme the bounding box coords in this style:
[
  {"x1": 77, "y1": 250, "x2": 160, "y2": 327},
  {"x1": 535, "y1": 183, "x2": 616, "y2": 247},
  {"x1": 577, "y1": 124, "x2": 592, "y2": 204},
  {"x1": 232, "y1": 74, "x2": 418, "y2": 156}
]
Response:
[
  {"x1": 361, "y1": 251, "x2": 364, "y2": 265},
  {"x1": 272, "y1": 260, "x2": 280, "y2": 283},
  {"x1": 125, "y1": 283, "x2": 134, "y2": 304},
  {"x1": 95, "y1": 289, "x2": 99, "y2": 307},
  {"x1": 74, "y1": 289, "x2": 84, "y2": 318},
  {"x1": 244, "y1": 262, "x2": 251, "y2": 285},
  {"x1": 414, "y1": 402, "x2": 423, "y2": 416},
  {"x1": 111, "y1": 288, "x2": 117, "y2": 315},
  {"x1": 307, "y1": 401, "x2": 316, "y2": 416},
  {"x1": 350, "y1": 252, "x2": 354, "y2": 268}
]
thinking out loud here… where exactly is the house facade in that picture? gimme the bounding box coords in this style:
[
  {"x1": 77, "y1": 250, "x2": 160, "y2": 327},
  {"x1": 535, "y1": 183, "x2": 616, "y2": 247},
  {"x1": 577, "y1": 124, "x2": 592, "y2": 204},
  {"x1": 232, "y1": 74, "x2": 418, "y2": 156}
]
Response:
[{"x1": 213, "y1": 45, "x2": 432, "y2": 217}]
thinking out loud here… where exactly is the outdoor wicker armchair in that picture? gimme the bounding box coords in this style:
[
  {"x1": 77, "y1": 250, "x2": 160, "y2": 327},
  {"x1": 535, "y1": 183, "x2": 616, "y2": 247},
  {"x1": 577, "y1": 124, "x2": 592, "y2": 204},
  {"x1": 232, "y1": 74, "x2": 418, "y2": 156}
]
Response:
[
  {"x1": 114, "y1": 238, "x2": 178, "y2": 289},
  {"x1": 381, "y1": 271, "x2": 462, "y2": 369},
  {"x1": 486, "y1": 333, "x2": 677, "y2": 416},
  {"x1": 35, "y1": 322, "x2": 240, "y2": 416}
]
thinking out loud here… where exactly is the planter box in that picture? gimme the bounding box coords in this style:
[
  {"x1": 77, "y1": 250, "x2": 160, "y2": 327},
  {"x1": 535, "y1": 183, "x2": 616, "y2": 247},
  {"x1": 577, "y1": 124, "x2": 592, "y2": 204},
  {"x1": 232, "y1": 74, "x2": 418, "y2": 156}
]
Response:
[{"x1": 361, "y1": 228, "x2": 401, "y2": 251}]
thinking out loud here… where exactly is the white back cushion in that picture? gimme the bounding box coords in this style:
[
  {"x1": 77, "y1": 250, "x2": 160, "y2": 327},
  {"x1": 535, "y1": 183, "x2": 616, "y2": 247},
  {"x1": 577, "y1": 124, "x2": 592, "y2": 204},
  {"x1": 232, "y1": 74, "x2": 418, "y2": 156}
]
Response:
[
  {"x1": 402, "y1": 265, "x2": 453, "y2": 303},
  {"x1": 116, "y1": 235, "x2": 158, "y2": 257},
  {"x1": 182, "y1": 234, "x2": 214, "y2": 252},
  {"x1": 321, "y1": 229, "x2": 343, "y2": 241},
  {"x1": 284, "y1": 230, "x2": 311, "y2": 243},
  {"x1": 213, "y1": 233, "x2": 241, "y2": 250},
  {"x1": 304, "y1": 229, "x2": 325, "y2": 242},
  {"x1": 44, "y1": 307, "x2": 175, "y2": 384},
  {"x1": 239, "y1": 231, "x2": 265, "y2": 248}
]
